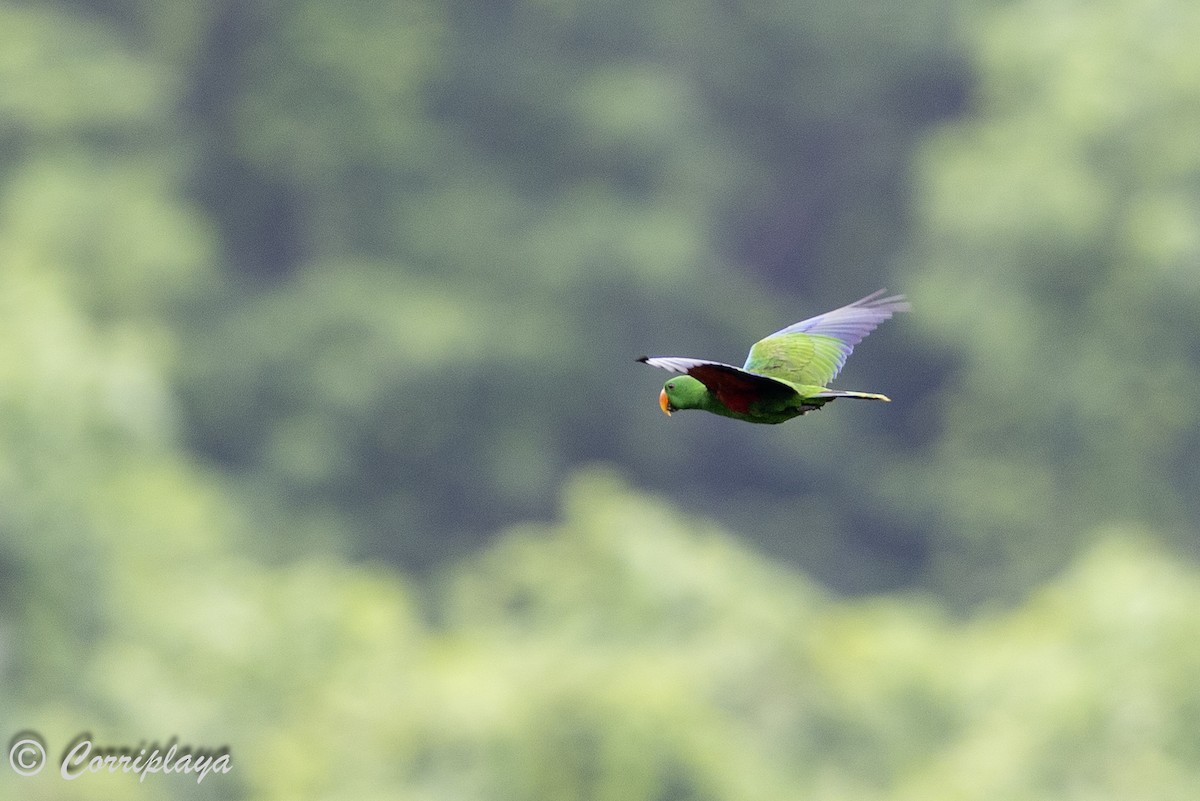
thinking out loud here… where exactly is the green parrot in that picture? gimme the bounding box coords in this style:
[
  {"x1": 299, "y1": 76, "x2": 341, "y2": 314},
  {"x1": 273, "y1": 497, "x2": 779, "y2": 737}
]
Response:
[{"x1": 638, "y1": 289, "x2": 909, "y2": 424}]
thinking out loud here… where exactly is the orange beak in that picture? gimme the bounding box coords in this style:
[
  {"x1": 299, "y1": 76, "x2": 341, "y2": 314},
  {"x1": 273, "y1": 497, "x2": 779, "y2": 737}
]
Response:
[{"x1": 658, "y1": 388, "x2": 671, "y2": 416}]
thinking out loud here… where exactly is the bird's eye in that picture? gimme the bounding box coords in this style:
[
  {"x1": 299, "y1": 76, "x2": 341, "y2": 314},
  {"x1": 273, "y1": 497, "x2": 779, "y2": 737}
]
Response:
[{"x1": 666, "y1": 382, "x2": 674, "y2": 390}]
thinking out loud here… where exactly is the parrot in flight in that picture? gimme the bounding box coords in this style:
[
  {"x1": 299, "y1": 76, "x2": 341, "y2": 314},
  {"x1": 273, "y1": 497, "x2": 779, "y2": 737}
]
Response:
[{"x1": 638, "y1": 289, "x2": 909, "y2": 424}]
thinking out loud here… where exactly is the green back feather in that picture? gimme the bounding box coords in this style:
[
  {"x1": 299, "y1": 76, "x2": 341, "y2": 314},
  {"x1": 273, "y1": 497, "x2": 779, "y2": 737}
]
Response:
[{"x1": 743, "y1": 333, "x2": 845, "y2": 387}]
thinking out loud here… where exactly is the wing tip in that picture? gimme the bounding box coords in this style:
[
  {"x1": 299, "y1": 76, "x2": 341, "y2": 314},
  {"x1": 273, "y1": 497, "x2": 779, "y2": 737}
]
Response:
[
  {"x1": 858, "y1": 288, "x2": 911, "y2": 313},
  {"x1": 635, "y1": 355, "x2": 650, "y2": 364}
]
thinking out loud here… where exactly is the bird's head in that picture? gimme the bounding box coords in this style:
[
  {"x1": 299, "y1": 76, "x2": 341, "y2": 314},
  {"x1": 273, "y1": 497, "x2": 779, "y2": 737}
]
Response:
[{"x1": 658, "y1": 376, "x2": 707, "y2": 416}]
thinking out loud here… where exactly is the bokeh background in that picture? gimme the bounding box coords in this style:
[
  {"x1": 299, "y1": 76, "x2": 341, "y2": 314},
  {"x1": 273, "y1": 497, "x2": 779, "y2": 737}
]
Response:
[{"x1": 3, "y1": 0, "x2": 1200, "y2": 798}]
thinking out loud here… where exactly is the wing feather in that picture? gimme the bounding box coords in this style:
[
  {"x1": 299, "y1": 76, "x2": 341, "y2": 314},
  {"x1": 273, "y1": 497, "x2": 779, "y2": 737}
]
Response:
[{"x1": 743, "y1": 290, "x2": 908, "y2": 386}]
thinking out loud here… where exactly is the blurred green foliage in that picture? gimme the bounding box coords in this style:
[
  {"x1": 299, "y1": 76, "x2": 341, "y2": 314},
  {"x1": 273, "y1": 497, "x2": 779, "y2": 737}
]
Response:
[
  {"x1": 897, "y1": 0, "x2": 1200, "y2": 601},
  {"x1": 2, "y1": 0, "x2": 1199, "y2": 797}
]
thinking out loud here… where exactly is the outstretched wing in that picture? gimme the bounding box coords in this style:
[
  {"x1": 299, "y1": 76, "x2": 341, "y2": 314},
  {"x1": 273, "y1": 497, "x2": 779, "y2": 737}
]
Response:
[
  {"x1": 743, "y1": 289, "x2": 909, "y2": 387},
  {"x1": 638, "y1": 356, "x2": 796, "y2": 414}
]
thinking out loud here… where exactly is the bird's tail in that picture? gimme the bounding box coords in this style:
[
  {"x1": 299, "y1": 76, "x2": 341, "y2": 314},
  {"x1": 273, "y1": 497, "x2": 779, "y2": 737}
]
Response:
[{"x1": 812, "y1": 389, "x2": 891, "y2": 402}]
